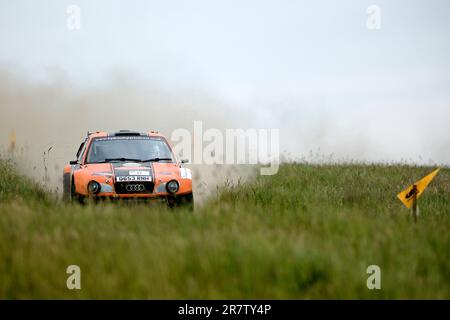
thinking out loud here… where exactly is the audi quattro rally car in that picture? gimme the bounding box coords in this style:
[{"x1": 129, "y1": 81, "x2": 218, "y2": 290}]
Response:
[{"x1": 63, "y1": 130, "x2": 193, "y2": 208}]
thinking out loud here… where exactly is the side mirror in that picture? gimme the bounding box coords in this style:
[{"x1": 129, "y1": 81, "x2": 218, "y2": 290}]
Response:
[
  {"x1": 69, "y1": 160, "x2": 79, "y2": 165},
  {"x1": 181, "y1": 159, "x2": 189, "y2": 164}
]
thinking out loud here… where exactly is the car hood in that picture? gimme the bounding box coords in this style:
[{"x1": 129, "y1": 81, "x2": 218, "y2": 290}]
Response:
[{"x1": 83, "y1": 161, "x2": 180, "y2": 180}]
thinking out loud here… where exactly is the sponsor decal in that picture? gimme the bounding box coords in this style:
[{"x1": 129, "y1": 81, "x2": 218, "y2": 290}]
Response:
[
  {"x1": 96, "y1": 137, "x2": 163, "y2": 141},
  {"x1": 122, "y1": 163, "x2": 143, "y2": 167},
  {"x1": 129, "y1": 170, "x2": 150, "y2": 176}
]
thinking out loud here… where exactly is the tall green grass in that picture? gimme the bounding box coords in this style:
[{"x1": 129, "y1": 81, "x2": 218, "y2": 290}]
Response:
[{"x1": 0, "y1": 160, "x2": 449, "y2": 299}]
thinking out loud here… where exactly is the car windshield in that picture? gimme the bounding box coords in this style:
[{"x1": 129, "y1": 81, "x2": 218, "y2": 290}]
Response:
[{"x1": 86, "y1": 137, "x2": 174, "y2": 163}]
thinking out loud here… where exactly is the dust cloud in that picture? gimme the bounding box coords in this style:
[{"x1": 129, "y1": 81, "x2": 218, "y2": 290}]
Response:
[{"x1": 0, "y1": 68, "x2": 257, "y2": 203}]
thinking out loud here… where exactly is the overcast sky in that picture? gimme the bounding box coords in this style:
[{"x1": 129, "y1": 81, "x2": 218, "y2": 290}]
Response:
[
  {"x1": 1, "y1": 0, "x2": 450, "y2": 164},
  {"x1": 1, "y1": 1, "x2": 449, "y2": 92}
]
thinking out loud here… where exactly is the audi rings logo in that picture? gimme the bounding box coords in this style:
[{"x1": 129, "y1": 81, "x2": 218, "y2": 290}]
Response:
[{"x1": 125, "y1": 184, "x2": 145, "y2": 192}]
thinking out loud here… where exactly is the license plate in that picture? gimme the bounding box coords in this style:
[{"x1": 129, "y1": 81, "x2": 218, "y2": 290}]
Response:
[{"x1": 116, "y1": 176, "x2": 152, "y2": 182}]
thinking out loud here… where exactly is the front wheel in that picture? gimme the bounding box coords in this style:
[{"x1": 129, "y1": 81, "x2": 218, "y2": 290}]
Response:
[
  {"x1": 69, "y1": 177, "x2": 85, "y2": 204},
  {"x1": 168, "y1": 193, "x2": 194, "y2": 210}
]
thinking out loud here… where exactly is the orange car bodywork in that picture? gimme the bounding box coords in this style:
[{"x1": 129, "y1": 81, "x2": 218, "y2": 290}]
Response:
[{"x1": 63, "y1": 131, "x2": 192, "y2": 204}]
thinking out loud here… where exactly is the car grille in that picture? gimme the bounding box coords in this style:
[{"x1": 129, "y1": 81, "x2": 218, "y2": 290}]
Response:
[{"x1": 114, "y1": 182, "x2": 154, "y2": 194}]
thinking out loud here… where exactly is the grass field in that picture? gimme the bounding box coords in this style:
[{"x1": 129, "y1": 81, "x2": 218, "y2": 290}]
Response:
[{"x1": 0, "y1": 158, "x2": 449, "y2": 299}]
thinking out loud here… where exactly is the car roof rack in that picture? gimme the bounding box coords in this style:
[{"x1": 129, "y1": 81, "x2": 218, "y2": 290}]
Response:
[{"x1": 112, "y1": 130, "x2": 142, "y2": 137}]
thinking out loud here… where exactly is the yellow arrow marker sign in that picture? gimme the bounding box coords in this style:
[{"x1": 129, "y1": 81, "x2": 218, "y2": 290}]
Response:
[{"x1": 397, "y1": 168, "x2": 440, "y2": 209}]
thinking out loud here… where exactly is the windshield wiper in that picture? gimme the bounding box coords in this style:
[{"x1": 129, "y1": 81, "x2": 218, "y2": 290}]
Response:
[
  {"x1": 101, "y1": 157, "x2": 173, "y2": 163},
  {"x1": 104, "y1": 157, "x2": 144, "y2": 162},
  {"x1": 141, "y1": 157, "x2": 173, "y2": 162}
]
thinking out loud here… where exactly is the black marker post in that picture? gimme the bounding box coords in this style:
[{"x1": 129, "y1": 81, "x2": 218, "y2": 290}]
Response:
[{"x1": 411, "y1": 185, "x2": 418, "y2": 222}]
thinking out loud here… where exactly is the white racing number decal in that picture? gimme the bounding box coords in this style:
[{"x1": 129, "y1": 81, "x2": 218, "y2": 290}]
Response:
[{"x1": 116, "y1": 176, "x2": 152, "y2": 182}]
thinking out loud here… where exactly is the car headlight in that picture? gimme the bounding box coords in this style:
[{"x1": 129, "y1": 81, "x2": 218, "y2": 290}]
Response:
[
  {"x1": 166, "y1": 180, "x2": 179, "y2": 193},
  {"x1": 87, "y1": 181, "x2": 101, "y2": 194}
]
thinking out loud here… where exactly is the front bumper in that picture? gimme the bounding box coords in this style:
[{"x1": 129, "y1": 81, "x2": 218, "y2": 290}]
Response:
[{"x1": 82, "y1": 192, "x2": 193, "y2": 205}]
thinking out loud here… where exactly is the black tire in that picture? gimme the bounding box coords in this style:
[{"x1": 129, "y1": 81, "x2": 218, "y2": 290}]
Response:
[
  {"x1": 62, "y1": 173, "x2": 71, "y2": 202},
  {"x1": 178, "y1": 193, "x2": 194, "y2": 211},
  {"x1": 71, "y1": 178, "x2": 85, "y2": 205},
  {"x1": 168, "y1": 193, "x2": 194, "y2": 210}
]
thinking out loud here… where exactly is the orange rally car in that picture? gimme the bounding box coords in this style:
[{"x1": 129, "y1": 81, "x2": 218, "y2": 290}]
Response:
[{"x1": 63, "y1": 130, "x2": 193, "y2": 208}]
